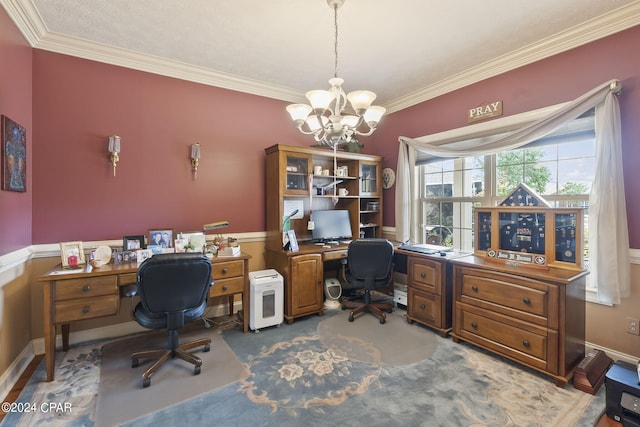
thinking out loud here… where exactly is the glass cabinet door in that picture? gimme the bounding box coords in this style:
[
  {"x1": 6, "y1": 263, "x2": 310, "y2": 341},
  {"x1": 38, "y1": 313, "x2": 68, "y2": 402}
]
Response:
[
  {"x1": 285, "y1": 153, "x2": 310, "y2": 194},
  {"x1": 360, "y1": 161, "x2": 380, "y2": 196}
]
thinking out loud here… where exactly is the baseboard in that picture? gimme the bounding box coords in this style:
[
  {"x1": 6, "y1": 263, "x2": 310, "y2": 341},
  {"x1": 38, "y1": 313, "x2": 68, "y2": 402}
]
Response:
[
  {"x1": 586, "y1": 342, "x2": 637, "y2": 365},
  {"x1": 0, "y1": 344, "x2": 34, "y2": 402}
]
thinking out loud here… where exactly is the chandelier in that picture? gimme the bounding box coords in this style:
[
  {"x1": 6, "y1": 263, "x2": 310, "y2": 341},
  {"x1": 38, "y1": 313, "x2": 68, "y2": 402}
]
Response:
[{"x1": 286, "y1": 0, "x2": 386, "y2": 147}]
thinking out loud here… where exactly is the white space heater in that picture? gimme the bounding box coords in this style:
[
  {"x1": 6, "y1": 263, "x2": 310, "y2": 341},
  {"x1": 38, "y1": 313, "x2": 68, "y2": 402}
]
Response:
[{"x1": 249, "y1": 269, "x2": 283, "y2": 331}]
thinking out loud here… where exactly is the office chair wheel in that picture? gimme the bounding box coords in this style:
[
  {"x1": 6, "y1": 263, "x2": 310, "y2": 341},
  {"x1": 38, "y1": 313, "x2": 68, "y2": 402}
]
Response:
[
  {"x1": 379, "y1": 317, "x2": 386, "y2": 324},
  {"x1": 194, "y1": 366, "x2": 201, "y2": 375},
  {"x1": 132, "y1": 359, "x2": 139, "y2": 368},
  {"x1": 142, "y1": 377, "x2": 151, "y2": 388},
  {"x1": 204, "y1": 344, "x2": 210, "y2": 352},
  {"x1": 348, "y1": 313, "x2": 354, "y2": 322}
]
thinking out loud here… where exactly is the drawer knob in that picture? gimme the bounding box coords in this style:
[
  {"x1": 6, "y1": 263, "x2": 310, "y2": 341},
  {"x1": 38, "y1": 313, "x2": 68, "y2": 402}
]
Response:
[
  {"x1": 419, "y1": 304, "x2": 426, "y2": 310},
  {"x1": 420, "y1": 272, "x2": 426, "y2": 279},
  {"x1": 82, "y1": 285, "x2": 91, "y2": 292},
  {"x1": 222, "y1": 285, "x2": 228, "y2": 291},
  {"x1": 82, "y1": 306, "x2": 90, "y2": 314},
  {"x1": 471, "y1": 321, "x2": 478, "y2": 329},
  {"x1": 471, "y1": 285, "x2": 478, "y2": 292},
  {"x1": 522, "y1": 297, "x2": 531, "y2": 305},
  {"x1": 522, "y1": 340, "x2": 530, "y2": 348},
  {"x1": 221, "y1": 268, "x2": 228, "y2": 275}
]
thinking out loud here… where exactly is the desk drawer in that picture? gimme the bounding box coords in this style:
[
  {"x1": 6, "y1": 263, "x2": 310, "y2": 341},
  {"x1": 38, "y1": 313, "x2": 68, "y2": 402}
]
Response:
[
  {"x1": 212, "y1": 260, "x2": 244, "y2": 279},
  {"x1": 118, "y1": 273, "x2": 137, "y2": 286},
  {"x1": 408, "y1": 288, "x2": 441, "y2": 327},
  {"x1": 408, "y1": 257, "x2": 441, "y2": 294},
  {"x1": 210, "y1": 277, "x2": 244, "y2": 297},
  {"x1": 323, "y1": 250, "x2": 347, "y2": 261},
  {"x1": 458, "y1": 308, "x2": 548, "y2": 366},
  {"x1": 55, "y1": 276, "x2": 118, "y2": 301},
  {"x1": 461, "y1": 274, "x2": 547, "y2": 318},
  {"x1": 55, "y1": 295, "x2": 119, "y2": 323}
]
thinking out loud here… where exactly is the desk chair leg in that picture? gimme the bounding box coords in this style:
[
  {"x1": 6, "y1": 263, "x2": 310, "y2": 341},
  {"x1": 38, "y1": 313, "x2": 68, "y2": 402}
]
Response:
[{"x1": 131, "y1": 337, "x2": 212, "y2": 388}]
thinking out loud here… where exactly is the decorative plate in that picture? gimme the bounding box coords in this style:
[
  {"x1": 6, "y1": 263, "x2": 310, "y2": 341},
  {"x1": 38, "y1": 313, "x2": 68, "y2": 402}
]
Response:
[
  {"x1": 92, "y1": 245, "x2": 112, "y2": 267},
  {"x1": 382, "y1": 167, "x2": 395, "y2": 189}
]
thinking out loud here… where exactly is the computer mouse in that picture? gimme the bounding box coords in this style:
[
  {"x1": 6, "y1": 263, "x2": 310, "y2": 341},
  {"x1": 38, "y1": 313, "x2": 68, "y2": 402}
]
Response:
[{"x1": 439, "y1": 251, "x2": 447, "y2": 256}]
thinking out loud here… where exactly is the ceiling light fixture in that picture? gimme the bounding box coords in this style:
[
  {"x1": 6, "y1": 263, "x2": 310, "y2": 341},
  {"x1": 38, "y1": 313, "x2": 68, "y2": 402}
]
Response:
[{"x1": 286, "y1": 0, "x2": 385, "y2": 147}]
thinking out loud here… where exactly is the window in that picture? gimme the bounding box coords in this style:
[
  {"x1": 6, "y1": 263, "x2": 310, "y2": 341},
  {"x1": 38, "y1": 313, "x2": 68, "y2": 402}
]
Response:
[{"x1": 417, "y1": 111, "x2": 595, "y2": 273}]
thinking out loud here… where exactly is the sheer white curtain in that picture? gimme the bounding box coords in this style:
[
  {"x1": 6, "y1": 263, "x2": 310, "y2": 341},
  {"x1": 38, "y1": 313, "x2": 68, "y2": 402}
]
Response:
[{"x1": 396, "y1": 79, "x2": 630, "y2": 304}]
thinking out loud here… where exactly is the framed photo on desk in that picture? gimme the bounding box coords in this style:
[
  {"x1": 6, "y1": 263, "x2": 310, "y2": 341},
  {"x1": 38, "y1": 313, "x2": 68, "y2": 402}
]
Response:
[
  {"x1": 123, "y1": 235, "x2": 145, "y2": 250},
  {"x1": 283, "y1": 230, "x2": 299, "y2": 251},
  {"x1": 148, "y1": 228, "x2": 174, "y2": 249}
]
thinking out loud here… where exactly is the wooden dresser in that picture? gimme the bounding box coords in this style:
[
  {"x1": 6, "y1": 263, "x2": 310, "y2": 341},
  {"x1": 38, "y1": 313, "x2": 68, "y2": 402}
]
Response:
[{"x1": 449, "y1": 255, "x2": 587, "y2": 387}]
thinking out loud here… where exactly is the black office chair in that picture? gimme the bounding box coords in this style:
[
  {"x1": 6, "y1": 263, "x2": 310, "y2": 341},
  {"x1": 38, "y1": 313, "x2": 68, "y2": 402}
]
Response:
[
  {"x1": 130, "y1": 253, "x2": 213, "y2": 388},
  {"x1": 341, "y1": 238, "x2": 394, "y2": 324}
]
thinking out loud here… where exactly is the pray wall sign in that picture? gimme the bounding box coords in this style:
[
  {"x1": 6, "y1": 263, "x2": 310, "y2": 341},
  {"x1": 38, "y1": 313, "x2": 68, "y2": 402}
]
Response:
[{"x1": 468, "y1": 101, "x2": 503, "y2": 123}]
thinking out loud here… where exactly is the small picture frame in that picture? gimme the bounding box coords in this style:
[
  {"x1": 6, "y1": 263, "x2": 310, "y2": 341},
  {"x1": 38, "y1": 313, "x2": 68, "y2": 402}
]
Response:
[
  {"x1": 283, "y1": 229, "x2": 299, "y2": 252},
  {"x1": 136, "y1": 249, "x2": 152, "y2": 264},
  {"x1": 123, "y1": 235, "x2": 145, "y2": 250},
  {"x1": 148, "y1": 228, "x2": 174, "y2": 249},
  {"x1": 60, "y1": 241, "x2": 85, "y2": 268}
]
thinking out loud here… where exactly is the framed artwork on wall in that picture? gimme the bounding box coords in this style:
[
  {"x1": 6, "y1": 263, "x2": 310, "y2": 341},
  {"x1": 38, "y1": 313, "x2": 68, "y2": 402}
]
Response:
[
  {"x1": 148, "y1": 228, "x2": 174, "y2": 249},
  {"x1": 1, "y1": 115, "x2": 27, "y2": 192}
]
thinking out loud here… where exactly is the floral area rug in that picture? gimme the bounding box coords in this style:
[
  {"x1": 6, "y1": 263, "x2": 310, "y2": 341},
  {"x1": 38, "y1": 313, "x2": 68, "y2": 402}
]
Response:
[
  {"x1": 2, "y1": 310, "x2": 606, "y2": 426},
  {"x1": 0, "y1": 342, "x2": 100, "y2": 426}
]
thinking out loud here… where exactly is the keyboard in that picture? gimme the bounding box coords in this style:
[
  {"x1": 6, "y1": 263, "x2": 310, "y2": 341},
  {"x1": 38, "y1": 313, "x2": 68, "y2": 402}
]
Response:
[{"x1": 398, "y1": 243, "x2": 451, "y2": 255}]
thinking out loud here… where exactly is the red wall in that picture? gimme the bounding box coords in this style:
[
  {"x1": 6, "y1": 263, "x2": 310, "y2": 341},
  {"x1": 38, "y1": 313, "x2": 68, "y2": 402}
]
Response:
[
  {"x1": 3, "y1": 9, "x2": 640, "y2": 251},
  {"x1": 0, "y1": 8, "x2": 32, "y2": 255},
  {"x1": 31, "y1": 52, "x2": 311, "y2": 243},
  {"x1": 372, "y1": 25, "x2": 640, "y2": 248}
]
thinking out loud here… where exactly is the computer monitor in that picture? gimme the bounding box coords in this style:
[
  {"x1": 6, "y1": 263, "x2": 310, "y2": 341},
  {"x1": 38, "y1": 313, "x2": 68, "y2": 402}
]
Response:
[{"x1": 311, "y1": 210, "x2": 353, "y2": 243}]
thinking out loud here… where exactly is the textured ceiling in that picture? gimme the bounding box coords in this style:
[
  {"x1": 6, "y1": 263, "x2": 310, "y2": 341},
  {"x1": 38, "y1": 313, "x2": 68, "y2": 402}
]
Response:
[{"x1": 3, "y1": 0, "x2": 640, "y2": 112}]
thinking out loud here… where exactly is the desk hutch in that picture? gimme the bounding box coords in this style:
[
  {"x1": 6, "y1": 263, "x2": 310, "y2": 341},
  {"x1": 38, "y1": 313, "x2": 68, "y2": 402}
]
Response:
[{"x1": 264, "y1": 144, "x2": 383, "y2": 323}]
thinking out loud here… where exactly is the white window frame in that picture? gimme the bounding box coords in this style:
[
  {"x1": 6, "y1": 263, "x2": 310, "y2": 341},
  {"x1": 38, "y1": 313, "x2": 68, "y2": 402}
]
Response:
[{"x1": 410, "y1": 102, "x2": 601, "y2": 303}]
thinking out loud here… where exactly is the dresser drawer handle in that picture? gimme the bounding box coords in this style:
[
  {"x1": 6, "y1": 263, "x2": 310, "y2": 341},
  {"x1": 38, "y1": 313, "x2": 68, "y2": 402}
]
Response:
[
  {"x1": 222, "y1": 285, "x2": 228, "y2": 291},
  {"x1": 471, "y1": 285, "x2": 478, "y2": 292},
  {"x1": 522, "y1": 340, "x2": 530, "y2": 348},
  {"x1": 82, "y1": 285, "x2": 91, "y2": 292},
  {"x1": 471, "y1": 321, "x2": 478, "y2": 329},
  {"x1": 82, "y1": 306, "x2": 90, "y2": 314},
  {"x1": 420, "y1": 272, "x2": 426, "y2": 279},
  {"x1": 221, "y1": 268, "x2": 228, "y2": 275},
  {"x1": 419, "y1": 304, "x2": 426, "y2": 310},
  {"x1": 522, "y1": 297, "x2": 531, "y2": 305}
]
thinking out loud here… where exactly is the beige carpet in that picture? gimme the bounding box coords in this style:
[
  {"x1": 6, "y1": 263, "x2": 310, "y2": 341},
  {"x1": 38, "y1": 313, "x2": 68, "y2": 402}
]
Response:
[
  {"x1": 317, "y1": 310, "x2": 438, "y2": 365},
  {"x1": 94, "y1": 324, "x2": 247, "y2": 427}
]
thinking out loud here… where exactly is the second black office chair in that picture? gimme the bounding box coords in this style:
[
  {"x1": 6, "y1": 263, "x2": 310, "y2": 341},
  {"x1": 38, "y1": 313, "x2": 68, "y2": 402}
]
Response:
[
  {"x1": 131, "y1": 253, "x2": 213, "y2": 388},
  {"x1": 341, "y1": 238, "x2": 394, "y2": 324}
]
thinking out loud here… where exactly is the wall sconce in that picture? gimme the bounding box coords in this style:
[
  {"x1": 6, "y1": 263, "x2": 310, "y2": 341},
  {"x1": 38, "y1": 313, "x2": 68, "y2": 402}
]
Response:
[
  {"x1": 108, "y1": 135, "x2": 120, "y2": 176},
  {"x1": 191, "y1": 143, "x2": 200, "y2": 179}
]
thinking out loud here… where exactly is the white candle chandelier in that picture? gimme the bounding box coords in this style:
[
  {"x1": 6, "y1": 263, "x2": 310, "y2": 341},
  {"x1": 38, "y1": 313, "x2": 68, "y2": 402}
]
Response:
[{"x1": 286, "y1": 0, "x2": 386, "y2": 147}]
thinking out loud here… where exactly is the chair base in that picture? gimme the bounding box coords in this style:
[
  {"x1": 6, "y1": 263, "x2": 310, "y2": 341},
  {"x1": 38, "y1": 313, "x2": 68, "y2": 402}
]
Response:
[
  {"x1": 342, "y1": 291, "x2": 393, "y2": 324},
  {"x1": 131, "y1": 337, "x2": 211, "y2": 388}
]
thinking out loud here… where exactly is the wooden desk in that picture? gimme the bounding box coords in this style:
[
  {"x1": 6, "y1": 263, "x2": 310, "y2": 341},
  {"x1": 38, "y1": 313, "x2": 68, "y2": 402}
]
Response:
[
  {"x1": 266, "y1": 243, "x2": 349, "y2": 324},
  {"x1": 38, "y1": 253, "x2": 251, "y2": 381}
]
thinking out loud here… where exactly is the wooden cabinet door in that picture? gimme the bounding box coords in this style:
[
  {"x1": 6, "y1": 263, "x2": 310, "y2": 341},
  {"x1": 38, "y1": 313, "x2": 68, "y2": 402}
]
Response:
[{"x1": 290, "y1": 254, "x2": 323, "y2": 316}]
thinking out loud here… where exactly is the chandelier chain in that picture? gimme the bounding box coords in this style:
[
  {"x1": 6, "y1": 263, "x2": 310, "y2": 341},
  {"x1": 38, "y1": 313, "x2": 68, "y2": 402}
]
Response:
[{"x1": 333, "y1": 3, "x2": 339, "y2": 78}]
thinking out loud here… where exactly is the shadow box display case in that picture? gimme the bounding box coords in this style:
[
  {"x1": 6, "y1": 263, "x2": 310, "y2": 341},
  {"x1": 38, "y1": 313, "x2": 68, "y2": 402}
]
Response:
[{"x1": 474, "y1": 184, "x2": 584, "y2": 271}]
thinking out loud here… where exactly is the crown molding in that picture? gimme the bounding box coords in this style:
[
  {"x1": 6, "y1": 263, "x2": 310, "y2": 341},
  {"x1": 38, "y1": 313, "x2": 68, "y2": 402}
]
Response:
[
  {"x1": 2, "y1": 0, "x2": 639, "y2": 111},
  {"x1": 385, "y1": 1, "x2": 640, "y2": 113}
]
